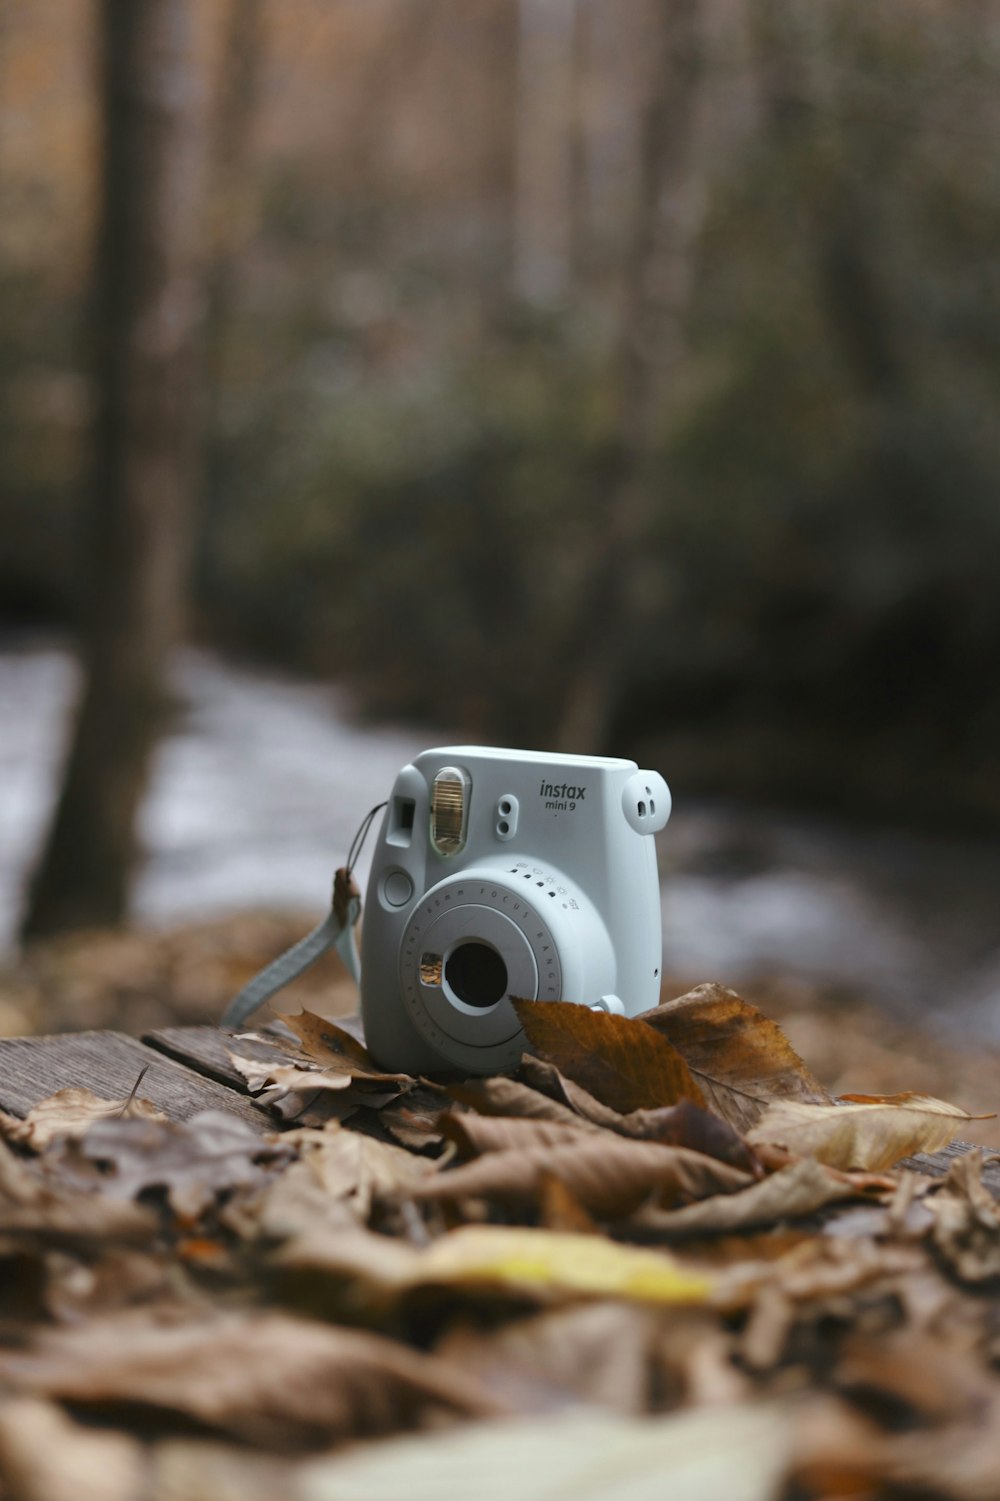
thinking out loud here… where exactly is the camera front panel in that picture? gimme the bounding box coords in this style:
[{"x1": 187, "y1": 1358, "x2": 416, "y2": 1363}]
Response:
[{"x1": 398, "y1": 871, "x2": 564, "y2": 1066}]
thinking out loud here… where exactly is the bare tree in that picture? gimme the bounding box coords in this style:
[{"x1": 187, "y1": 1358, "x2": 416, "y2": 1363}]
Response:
[
  {"x1": 22, "y1": 0, "x2": 206, "y2": 938},
  {"x1": 204, "y1": 0, "x2": 264, "y2": 510},
  {"x1": 513, "y1": 0, "x2": 579, "y2": 301},
  {"x1": 555, "y1": 0, "x2": 713, "y2": 751}
]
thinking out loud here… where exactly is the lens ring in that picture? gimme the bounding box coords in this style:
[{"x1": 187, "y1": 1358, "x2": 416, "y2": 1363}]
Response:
[{"x1": 444, "y1": 941, "x2": 508, "y2": 1009}]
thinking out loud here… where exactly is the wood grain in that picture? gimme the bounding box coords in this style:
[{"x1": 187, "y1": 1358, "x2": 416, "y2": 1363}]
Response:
[
  {"x1": 143, "y1": 1025, "x2": 359, "y2": 1129},
  {"x1": 899, "y1": 1141, "x2": 1000, "y2": 1196},
  {"x1": 0, "y1": 1031, "x2": 273, "y2": 1132},
  {"x1": 143, "y1": 1025, "x2": 262, "y2": 1091}
]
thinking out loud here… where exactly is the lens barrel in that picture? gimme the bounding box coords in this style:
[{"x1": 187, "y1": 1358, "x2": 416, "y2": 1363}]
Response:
[{"x1": 444, "y1": 941, "x2": 508, "y2": 1008}]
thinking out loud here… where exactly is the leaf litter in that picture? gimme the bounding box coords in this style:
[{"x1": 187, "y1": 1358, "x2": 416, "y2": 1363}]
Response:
[{"x1": 0, "y1": 986, "x2": 998, "y2": 1501}]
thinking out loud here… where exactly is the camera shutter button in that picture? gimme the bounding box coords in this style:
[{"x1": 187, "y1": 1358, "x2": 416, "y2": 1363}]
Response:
[{"x1": 383, "y1": 871, "x2": 414, "y2": 908}]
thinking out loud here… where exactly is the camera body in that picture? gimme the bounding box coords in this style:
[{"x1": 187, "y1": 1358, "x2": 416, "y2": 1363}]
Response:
[{"x1": 361, "y1": 745, "x2": 671, "y2": 1074}]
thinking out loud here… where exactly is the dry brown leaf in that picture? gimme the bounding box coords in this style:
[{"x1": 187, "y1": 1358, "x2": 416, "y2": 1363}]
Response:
[
  {"x1": 516, "y1": 1055, "x2": 639, "y2": 1127},
  {"x1": 280, "y1": 1010, "x2": 411, "y2": 1083},
  {"x1": 62, "y1": 1110, "x2": 294, "y2": 1220},
  {"x1": 282, "y1": 1121, "x2": 437, "y2": 1219},
  {"x1": 230, "y1": 1056, "x2": 356, "y2": 1095},
  {"x1": 834, "y1": 1326, "x2": 995, "y2": 1424},
  {"x1": 377, "y1": 1081, "x2": 451, "y2": 1149},
  {"x1": 512, "y1": 1000, "x2": 705, "y2": 1113},
  {"x1": 436, "y1": 1301, "x2": 709, "y2": 1416},
  {"x1": 537, "y1": 1173, "x2": 600, "y2": 1234},
  {"x1": 152, "y1": 1440, "x2": 297, "y2": 1501},
  {"x1": 639, "y1": 983, "x2": 829, "y2": 1131},
  {"x1": 0, "y1": 1137, "x2": 155, "y2": 1248},
  {"x1": 518, "y1": 1057, "x2": 760, "y2": 1174},
  {"x1": 631, "y1": 1158, "x2": 890, "y2": 1240},
  {"x1": 718, "y1": 1236, "x2": 928, "y2": 1326},
  {"x1": 0, "y1": 1086, "x2": 167, "y2": 1151},
  {"x1": 412, "y1": 1137, "x2": 752, "y2": 1217},
  {"x1": 747, "y1": 1095, "x2": 984, "y2": 1172},
  {"x1": 438, "y1": 1112, "x2": 597, "y2": 1158},
  {"x1": 927, "y1": 1151, "x2": 1000, "y2": 1282},
  {"x1": 0, "y1": 1399, "x2": 143, "y2": 1501},
  {"x1": 0, "y1": 1309, "x2": 502, "y2": 1449},
  {"x1": 449, "y1": 1074, "x2": 590, "y2": 1126}
]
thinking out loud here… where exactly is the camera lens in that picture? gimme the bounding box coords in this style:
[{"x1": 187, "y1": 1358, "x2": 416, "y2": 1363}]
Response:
[{"x1": 444, "y1": 942, "x2": 508, "y2": 1009}]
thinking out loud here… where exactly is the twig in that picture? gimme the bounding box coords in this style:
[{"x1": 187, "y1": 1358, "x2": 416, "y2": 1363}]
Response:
[{"x1": 117, "y1": 1063, "x2": 151, "y2": 1117}]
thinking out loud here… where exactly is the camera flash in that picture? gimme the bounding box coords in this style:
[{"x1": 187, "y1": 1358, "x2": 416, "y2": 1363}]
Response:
[{"x1": 430, "y1": 766, "x2": 470, "y2": 856}]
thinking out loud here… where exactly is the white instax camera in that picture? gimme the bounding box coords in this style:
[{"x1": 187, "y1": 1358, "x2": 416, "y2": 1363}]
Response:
[{"x1": 361, "y1": 746, "x2": 671, "y2": 1075}]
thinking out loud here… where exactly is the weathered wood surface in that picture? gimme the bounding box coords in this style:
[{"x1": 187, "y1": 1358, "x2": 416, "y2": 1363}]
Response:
[
  {"x1": 142, "y1": 1024, "x2": 343, "y2": 1128},
  {"x1": 898, "y1": 1141, "x2": 1000, "y2": 1194},
  {"x1": 1, "y1": 1028, "x2": 999, "y2": 1196},
  {"x1": 143, "y1": 1024, "x2": 259, "y2": 1091},
  {"x1": 0, "y1": 1031, "x2": 273, "y2": 1132}
]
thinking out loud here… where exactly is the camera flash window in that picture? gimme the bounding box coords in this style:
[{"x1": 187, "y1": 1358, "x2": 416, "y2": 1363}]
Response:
[{"x1": 431, "y1": 767, "x2": 470, "y2": 857}]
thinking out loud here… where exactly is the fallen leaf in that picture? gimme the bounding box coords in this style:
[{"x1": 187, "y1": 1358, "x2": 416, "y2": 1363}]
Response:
[
  {"x1": 927, "y1": 1150, "x2": 1000, "y2": 1282},
  {"x1": 0, "y1": 1309, "x2": 502, "y2": 1450},
  {"x1": 412, "y1": 1136, "x2": 752, "y2": 1217},
  {"x1": 0, "y1": 1086, "x2": 167, "y2": 1150},
  {"x1": 517, "y1": 1058, "x2": 760, "y2": 1173},
  {"x1": 436, "y1": 1301, "x2": 712, "y2": 1416},
  {"x1": 272, "y1": 1224, "x2": 714, "y2": 1306},
  {"x1": 279, "y1": 1010, "x2": 411, "y2": 1083},
  {"x1": 748, "y1": 1095, "x2": 984, "y2": 1172},
  {"x1": 438, "y1": 1111, "x2": 596, "y2": 1158},
  {"x1": 282, "y1": 1121, "x2": 437, "y2": 1219},
  {"x1": 408, "y1": 1226, "x2": 715, "y2": 1304},
  {"x1": 448, "y1": 1074, "x2": 589, "y2": 1125},
  {"x1": 537, "y1": 1173, "x2": 600, "y2": 1234},
  {"x1": 379, "y1": 1082, "x2": 451, "y2": 1148},
  {"x1": 639, "y1": 983, "x2": 829, "y2": 1131},
  {"x1": 62, "y1": 1110, "x2": 294, "y2": 1219},
  {"x1": 297, "y1": 1403, "x2": 793, "y2": 1501},
  {"x1": 834, "y1": 1326, "x2": 995, "y2": 1424},
  {"x1": 0, "y1": 1137, "x2": 155, "y2": 1248},
  {"x1": 0, "y1": 1399, "x2": 143, "y2": 1501},
  {"x1": 152, "y1": 1440, "x2": 298, "y2": 1501},
  {"x1": 512, "y1": 1000, "x2": 705, "y2": 1113},
  {"x1": 516, "y1": 1055, "x2": 639, "y2": 1127},
  {"x1": 631, "y1": 1158, "x2": 889, "y2": 1240}
]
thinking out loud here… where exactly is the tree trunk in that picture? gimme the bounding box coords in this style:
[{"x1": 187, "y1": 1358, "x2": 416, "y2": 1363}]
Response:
[
  {"x1": 203, "y1": 0, "x2": 264, "y2": 514},
  {"x1": 22, "y1": 0, "x2": 206, "y2": 939},
  {"x1": 513, "y1": 0, "x2": 578, "y2": 302},
  {"x1": 555, "y1": 0, "x2": 710, "y2": 752}
]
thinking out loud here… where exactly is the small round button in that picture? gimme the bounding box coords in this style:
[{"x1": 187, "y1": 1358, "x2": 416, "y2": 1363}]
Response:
[{"x1": 383, "y1": 870, "x2": 414, "y2": 908}]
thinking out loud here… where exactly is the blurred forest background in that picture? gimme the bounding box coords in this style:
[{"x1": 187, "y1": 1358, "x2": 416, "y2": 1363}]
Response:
[{"x1": 1, "y1": 0, "x2": 999, "y2": 1043}]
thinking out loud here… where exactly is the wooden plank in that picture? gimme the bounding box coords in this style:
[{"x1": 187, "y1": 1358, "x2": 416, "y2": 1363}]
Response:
[
  {"x1": 0, "y1": 1032, "x2": 274, "y2": 1133},
  {"x1": 142, "y1": 1025, "x2": 352, "y2": 1129},
  {"x1": 899, "y1": 1141, "x2": 1000, "y2": 1196},
  {"x1": 142, "y1": 1024, "x2": 264, "y2": 1092}
]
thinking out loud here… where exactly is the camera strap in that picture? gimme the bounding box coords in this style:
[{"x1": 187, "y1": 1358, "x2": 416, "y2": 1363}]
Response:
[{"x1": 220, "y1": 801, "x2": 386, "y2": 1032}]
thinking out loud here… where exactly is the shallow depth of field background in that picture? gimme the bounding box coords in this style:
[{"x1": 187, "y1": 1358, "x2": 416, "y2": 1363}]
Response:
[{"x1": 1, "y1": 0, "x2": 999, "y2": 1051}]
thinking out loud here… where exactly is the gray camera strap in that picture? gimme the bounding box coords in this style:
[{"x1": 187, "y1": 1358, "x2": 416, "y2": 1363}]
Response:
[
  {"x1": 220, "y1": 801, "x2": 386, "y2": 1032},
  {"x1": 220, "y1": 869, "x2": 361, "y2": 1031}
]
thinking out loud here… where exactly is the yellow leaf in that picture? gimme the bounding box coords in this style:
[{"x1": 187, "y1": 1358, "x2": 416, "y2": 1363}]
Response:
[
  {"x1": 273, "y1": 1223, "x2": 714, "y2": 1306},
  {"x1": 409, "y1": 1226, "x2": 713, "y2": 1304}
]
